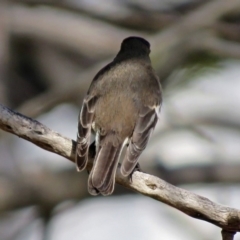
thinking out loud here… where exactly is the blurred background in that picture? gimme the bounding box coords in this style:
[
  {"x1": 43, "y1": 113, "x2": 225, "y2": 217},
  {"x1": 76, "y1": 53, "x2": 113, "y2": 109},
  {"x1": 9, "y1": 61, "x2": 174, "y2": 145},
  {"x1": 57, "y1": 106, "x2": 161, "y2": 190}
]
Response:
[{"x1": 1, "y1": 0, "x2": 240, "y2": 239}]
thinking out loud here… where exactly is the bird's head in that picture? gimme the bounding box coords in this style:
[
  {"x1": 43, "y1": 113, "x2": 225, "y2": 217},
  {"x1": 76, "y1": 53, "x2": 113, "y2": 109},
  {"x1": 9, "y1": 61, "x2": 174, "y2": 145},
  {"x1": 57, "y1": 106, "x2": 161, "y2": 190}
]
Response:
[{"x1": 118, "y1": 36, "x2": 151, "y2": 56}]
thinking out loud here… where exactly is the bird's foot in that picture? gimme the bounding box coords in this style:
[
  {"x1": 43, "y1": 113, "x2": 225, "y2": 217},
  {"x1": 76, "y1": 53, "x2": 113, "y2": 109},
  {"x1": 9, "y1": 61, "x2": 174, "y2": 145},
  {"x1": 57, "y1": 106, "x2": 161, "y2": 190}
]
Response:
[{"x1": 128, "y1": 163, "x2": 142, "y2": 182}]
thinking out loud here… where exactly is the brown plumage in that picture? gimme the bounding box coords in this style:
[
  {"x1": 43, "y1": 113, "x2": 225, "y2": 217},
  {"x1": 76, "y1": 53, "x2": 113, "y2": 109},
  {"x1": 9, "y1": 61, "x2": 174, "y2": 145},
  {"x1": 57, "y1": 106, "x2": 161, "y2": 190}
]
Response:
[{"x1": 76, "y1": 36, "x2": 162, "y2": 196}]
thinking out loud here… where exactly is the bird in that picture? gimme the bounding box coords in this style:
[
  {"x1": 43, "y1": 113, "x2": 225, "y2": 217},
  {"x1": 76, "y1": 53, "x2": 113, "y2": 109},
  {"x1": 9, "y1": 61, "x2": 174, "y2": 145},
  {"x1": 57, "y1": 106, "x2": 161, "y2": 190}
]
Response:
[{"x1": 75, "y1": 36, "x2": 162, "y2": 196}]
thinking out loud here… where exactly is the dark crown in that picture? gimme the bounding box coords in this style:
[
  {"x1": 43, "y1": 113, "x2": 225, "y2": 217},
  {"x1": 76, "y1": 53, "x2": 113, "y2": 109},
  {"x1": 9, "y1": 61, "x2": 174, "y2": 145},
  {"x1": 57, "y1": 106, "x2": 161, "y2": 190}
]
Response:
[{"x1": 121, "y1": 36, "x2": 150, "y2": 50}]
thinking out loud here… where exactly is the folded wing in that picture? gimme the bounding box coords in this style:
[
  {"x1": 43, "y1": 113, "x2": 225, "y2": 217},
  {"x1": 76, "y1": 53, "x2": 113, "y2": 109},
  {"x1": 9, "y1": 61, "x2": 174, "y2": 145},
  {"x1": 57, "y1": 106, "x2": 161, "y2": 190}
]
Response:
[
  {"x1": 75, "y1": 95, "x2": 97, "y2": 171},
  {"x1": 121, "y1": 105, "x2": 159, "y2": 176}
]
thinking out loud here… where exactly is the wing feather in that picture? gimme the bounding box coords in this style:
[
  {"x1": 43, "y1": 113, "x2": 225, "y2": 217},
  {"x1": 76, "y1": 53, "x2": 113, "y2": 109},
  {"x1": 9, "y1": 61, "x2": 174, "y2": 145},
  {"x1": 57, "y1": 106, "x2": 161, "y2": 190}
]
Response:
[
  {"x1": 75, "y1": 95, "x2": 97, "y2": 171},
  {"x1": 121, "y1": 106, "x2": 159, "y2": 176}
]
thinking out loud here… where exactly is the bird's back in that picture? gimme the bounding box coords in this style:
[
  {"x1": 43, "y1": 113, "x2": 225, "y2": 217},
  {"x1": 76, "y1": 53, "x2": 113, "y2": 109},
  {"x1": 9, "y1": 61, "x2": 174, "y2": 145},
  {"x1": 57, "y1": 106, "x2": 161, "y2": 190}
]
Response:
[{"x1": 90, "y1": 58, "x2": 160, "y2": 141}]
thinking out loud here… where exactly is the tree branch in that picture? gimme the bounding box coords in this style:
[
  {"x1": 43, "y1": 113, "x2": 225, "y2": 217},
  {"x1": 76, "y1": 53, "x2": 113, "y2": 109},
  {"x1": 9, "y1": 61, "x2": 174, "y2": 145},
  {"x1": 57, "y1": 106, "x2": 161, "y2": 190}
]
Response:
[
  {"x1": 0, "y1": 168, "x2": 88, "y2": 212},
  {"x1": 9, "y1": 5, "x2": 137, "y2": 59},
  {"x1": 17, "y1": 60, "x2": 106, "y2": 117},
  {"x1": 189, "y1": 32, "x2": 240, "y2": 59},
  {"x1": 222, "y1": 230, "x2": 236, "y2": 240},
  {"x1": 0, "y1": 104, "x2": 240, "y2": 234}
]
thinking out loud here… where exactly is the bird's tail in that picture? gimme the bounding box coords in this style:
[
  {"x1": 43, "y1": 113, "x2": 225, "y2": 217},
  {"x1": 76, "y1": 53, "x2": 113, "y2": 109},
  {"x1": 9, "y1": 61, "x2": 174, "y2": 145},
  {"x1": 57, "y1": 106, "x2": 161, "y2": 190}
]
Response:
[{"x1": 88, "y1": 137, "x2": 124, "y2": 196}]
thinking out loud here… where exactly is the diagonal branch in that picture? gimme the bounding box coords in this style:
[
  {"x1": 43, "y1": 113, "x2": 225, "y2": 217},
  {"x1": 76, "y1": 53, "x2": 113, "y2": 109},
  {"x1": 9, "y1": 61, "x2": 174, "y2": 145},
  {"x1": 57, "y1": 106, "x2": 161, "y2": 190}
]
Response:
[{"x1": 0, "y1": 103, "x2": 240, "y2": 234}]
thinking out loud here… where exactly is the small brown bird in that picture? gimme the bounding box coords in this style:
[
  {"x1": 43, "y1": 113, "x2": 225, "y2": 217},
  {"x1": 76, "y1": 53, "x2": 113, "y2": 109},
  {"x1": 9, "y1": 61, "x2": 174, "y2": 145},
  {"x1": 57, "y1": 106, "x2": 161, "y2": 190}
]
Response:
[{"x1": 76, "y1": 36, "x2": 162, "y2": 196}]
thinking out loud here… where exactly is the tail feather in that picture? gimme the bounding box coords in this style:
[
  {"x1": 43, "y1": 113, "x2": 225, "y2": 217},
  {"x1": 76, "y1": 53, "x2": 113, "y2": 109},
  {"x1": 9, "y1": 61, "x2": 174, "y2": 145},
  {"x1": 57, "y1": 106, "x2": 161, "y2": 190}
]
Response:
[
  {"x1": 88, "y1": 141, "x2": 123, "y2": 196},
  {"x1": 97, "y1": 147, "x2": 121, "y2": 196}
]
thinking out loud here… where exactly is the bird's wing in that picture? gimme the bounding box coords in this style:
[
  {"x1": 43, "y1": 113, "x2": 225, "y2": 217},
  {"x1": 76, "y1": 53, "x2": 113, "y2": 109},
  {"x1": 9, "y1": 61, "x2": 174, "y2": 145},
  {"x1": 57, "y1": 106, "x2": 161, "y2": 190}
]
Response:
[
  {"x1": 121, "y1": 105, "x2": 159, "y2": 177},
  {"x1": 75, "y1": 95, "x2": 97, "y2": 171}
]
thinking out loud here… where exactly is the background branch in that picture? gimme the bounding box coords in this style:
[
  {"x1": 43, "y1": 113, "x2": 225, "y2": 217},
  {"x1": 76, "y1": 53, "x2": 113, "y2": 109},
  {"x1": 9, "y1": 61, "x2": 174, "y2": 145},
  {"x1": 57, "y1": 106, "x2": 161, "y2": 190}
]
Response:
[{"x1": 11, "y1": 0, "x2": 240, "y2": 118}]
